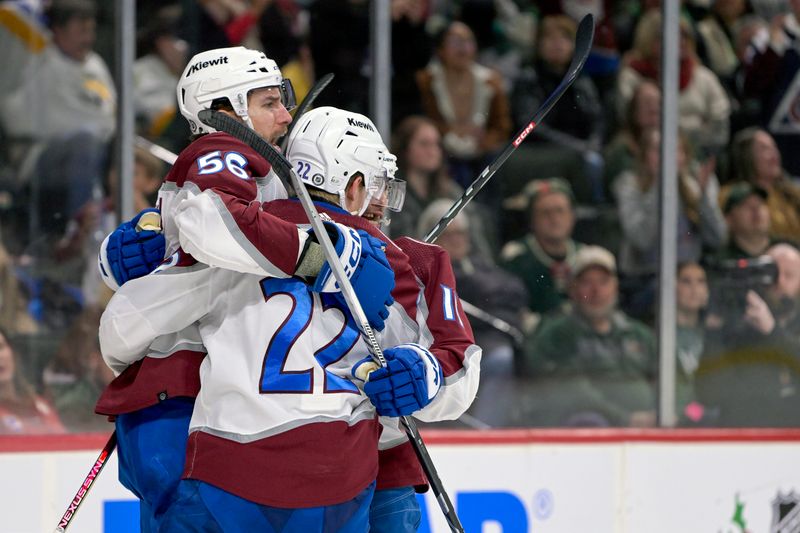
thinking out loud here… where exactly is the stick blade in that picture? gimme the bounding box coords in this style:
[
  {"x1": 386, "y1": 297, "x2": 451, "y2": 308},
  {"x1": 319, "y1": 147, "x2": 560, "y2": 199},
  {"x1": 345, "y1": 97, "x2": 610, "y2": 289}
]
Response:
[
  {"x1": 279, "y1": 72, "x2": 334, "y2": 152},
  {"x1": 570, "y1": 14, "x2": 595, "y2": 79}
]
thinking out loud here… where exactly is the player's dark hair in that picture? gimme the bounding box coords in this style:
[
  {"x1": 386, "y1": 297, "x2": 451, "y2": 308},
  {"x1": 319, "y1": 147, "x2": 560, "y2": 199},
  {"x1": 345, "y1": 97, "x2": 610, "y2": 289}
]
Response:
[
  {"x1": 189, "y1": 99, "x2": 235, "y2": 142},
  {"x1": 47, "y1": 0, "x2": 96, "y2": 29}
]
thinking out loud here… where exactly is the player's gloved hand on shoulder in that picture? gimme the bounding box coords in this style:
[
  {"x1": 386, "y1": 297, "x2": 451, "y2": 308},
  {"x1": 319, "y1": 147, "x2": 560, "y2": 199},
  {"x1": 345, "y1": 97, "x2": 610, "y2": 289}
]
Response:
[
  {"x1": 352, "y1": 343, "x2": 443, "y2": 417},
  {"x1": 99, "y1": 208, "x2": 165, "y2": 291},
  {"x1": 304, "y1": 221, "x2": 395, "y2": 331}
]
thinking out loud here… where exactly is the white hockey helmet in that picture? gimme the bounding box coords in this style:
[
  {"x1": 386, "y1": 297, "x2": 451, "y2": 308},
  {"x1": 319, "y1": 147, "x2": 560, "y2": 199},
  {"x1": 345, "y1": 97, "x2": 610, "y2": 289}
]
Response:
[
  {"x1": 177, "y1": 46, "x2": 296, "y2": 134},
  {"x1": 285, "y1": 106, "x2": 405, "y2": 216}
]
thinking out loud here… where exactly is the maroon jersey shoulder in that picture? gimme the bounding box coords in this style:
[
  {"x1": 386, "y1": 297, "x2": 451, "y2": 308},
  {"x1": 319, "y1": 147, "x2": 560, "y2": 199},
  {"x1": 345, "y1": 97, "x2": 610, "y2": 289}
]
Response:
[
  {"x1": 164, "y1": 132, "x2": 271, "y2": 189},
  {"x1": 394, "y1": 236, "x2": 451, "y2": 283}
]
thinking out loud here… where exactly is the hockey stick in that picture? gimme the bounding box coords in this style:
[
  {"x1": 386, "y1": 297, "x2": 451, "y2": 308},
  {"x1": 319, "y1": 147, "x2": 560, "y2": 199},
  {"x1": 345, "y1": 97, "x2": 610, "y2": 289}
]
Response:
[
  {"x1": 53, "y1": 432, "x2": 117, "y2": 532},
  {"x1": 423, "y1": 13, "x2": 595, "y2": 243},
  {"x1": 279, "y1": 72, "x2": 335, "y2": 152},
  {"x1": 136, "y1": 135, "x2": 177, "y2": 165},
  {"x1": 53, "y1": 75, "x2": 340, "y2": 531},
  {"x1": 198, "y1": 109, "x2": 465, "y2": 533},
  {"x1": 459, "y1": 299, "x2": 524, "y2": 346},
  {"x1": 141, "y1": 130, "x2": 520, "y2": 347}
]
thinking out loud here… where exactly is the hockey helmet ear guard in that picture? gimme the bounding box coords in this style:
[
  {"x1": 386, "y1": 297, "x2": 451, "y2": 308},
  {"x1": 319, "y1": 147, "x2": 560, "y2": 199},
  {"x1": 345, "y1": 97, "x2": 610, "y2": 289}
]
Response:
[
  {"x1": 177, "y1": 46, "x2": 295, "y2": 134},
  {"x1": 284, "y1": 106, "x2": 404, "y2": 215}
]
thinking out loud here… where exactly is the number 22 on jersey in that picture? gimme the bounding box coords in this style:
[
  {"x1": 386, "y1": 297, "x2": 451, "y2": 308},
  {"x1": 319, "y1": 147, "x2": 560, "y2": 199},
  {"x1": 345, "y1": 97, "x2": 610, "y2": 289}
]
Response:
[{"x1": 259, "y1": 277, "x2": 360, "y2": 395}]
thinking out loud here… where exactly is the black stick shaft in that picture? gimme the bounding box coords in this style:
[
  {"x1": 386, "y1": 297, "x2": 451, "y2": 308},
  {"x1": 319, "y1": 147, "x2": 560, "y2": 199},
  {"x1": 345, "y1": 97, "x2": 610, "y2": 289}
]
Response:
[
  {"x1": 423, "y1": 14, "x2": 595, "y2": 243},
  {"x1": 278, "y1": 73, "x2": 334, "y2": 152}
]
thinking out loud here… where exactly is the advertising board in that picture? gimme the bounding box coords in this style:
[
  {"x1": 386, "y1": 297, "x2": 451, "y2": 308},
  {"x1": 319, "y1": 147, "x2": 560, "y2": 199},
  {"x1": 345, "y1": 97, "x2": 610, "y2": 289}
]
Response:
[{"x1": 2, "y1": 430, "x2": 799, "y2": 533}]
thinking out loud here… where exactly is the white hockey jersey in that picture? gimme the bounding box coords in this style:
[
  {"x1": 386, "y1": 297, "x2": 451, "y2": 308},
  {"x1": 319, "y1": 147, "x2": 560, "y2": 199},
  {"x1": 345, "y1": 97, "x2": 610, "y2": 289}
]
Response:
[
  {"x1": 97, "y1": 133, "x2": 300, "y2": 416},
  {"x1": 172, "y1": 197, "x2": 483, "y2": 491},
  {"x1": 100, "y1": 248, "x2": 422, "y2": 506},
  {"x1": 98, "y1": 132, "x2": 482, "y2": 502}
]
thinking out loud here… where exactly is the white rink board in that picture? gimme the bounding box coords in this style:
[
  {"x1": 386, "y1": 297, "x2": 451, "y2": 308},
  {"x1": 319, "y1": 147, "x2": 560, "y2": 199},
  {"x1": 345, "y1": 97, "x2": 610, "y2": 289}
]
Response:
[
  {"x1": 0, "y1": 449, "x2": 135, "y2": 533},
  {"x1": 2, "y1": 430, "x2": 800, "y2": 533},
  {"x1": 622, "y1": 443, "x2": 800, "y2": 532},
  {"x1": 417, "y1": 442, "x2": 620, "y2": 533},
  {"x1": 419, "y1": 437, "x2": 800, "y2": 533}
]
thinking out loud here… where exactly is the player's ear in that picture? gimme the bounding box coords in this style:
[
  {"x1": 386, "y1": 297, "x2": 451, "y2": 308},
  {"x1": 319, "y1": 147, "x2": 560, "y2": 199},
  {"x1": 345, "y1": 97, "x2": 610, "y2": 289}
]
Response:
[
  {"x1": 348, "y1": 173, "x2": 365, "y2": 190},
  {"x1": 345, "y1": 173, "x2": 365, "y2": 201}
]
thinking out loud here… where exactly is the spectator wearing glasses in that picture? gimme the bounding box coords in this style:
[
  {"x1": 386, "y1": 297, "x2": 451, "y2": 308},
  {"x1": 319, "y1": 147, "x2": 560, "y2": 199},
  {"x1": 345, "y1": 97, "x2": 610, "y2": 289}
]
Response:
[{"x1": 500, "y1": 178, "x2": 582, "y2": 318}]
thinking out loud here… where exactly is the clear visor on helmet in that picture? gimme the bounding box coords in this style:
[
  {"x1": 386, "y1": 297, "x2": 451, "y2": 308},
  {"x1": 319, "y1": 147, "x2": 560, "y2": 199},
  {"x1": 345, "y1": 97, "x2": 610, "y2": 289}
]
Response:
[
  {"x1": 364, "y1": 153, "x2": 404, "y2": 213},
  {"x1": 281, "y1": 79, "x2": 297, "y2": 111},
  {"x1": 366, "y1": 175, "x2": 406, "y2": 212}
]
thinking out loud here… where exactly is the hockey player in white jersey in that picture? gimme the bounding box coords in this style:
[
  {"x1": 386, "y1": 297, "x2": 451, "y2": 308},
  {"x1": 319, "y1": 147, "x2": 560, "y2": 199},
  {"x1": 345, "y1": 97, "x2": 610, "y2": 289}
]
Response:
[
  {"x1": 96, "y1": 47, "x2": 396, "y2": 532},
  {"x1": 284, "y1": 108, "x2": 480, "y2": 533},
  {"x1": 169, "y1": 107, "x2": 480, "y2": 530},
  {"x1": 101, "y1": 106, "x2": 481, "y2": 531},
  {"x1": 358, "y1": 228, "x2": 481, "y2": 533},
  {"x1": 99, "y1": 107, "x2": 432, "y2": 529}
]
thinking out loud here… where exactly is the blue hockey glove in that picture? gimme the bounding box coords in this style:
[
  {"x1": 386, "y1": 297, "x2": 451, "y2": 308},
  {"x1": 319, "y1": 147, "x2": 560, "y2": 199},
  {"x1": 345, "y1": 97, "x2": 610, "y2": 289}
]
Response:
[
  {"x1": 311, "y1": 222, "x2": 395, "y2": 331},
  {"x1": 352, "y1": 343, "x2": 443, "y2": 417},
  {"x1": 99, "y1": 208, "x2": 166, "y2": 290}
]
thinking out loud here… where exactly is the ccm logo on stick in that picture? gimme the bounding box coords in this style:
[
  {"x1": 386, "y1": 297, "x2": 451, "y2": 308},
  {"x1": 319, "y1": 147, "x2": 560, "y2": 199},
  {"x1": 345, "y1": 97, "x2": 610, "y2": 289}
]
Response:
[{"x1": 512, "y1": 122, "x2": 536, "y2": 147}]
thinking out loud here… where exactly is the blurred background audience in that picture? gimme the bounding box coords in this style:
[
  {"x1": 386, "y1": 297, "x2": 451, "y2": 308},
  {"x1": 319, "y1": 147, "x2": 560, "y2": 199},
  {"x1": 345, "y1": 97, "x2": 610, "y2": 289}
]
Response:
[
  {"x1": 518, "y1": 245, "x2": 657, "y2": 427},
  {"x1": 511, "y1": 14, "x2": 605, "y2": 201},
  {"x1": 743, "y1": 0, "x2": 800, "y2": 176},
  {"x1": 500, "y1": 178, "x2": 582, "y2": 319},
  {"x1": 0, "y1": 327, "x2": 65, "y2": 434},
  {"x1": 725, "y1": 127, "x2": 800, "y2": 243},
  {"x1": 612, "y1": 127, "x2": 726, "y2": 320},
  {"x1": 674, "y1": 261, "x2": 711, "y2": 425},
  {"x1": 0, "y1": 0, "x2": 799, "y2": 432},
  {"x1": 698, "y1": 242, "x2": 800, "y2": 426},
  {"x1": 388, "y1": 114, "x2": 497, "y2": 257},
  {"x1": 416, "y1": 20, "x2": 512, "y2": 190},
  {"x1": 617, "y1": 10, "x2": 731, "y2": 157},
  {"x1": 418, "y1": 199, "x2": 529, "y2": 368},
  {"x1": 133, "y1": 5, "x2": 188, "y2": 154}
]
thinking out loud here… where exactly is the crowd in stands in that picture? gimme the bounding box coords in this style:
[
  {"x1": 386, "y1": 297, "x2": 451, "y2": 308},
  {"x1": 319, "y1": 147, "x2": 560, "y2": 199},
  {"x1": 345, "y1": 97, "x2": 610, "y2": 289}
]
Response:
[{"x1": 1, "y1": 0, "x2": 800, "y2": 433}]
